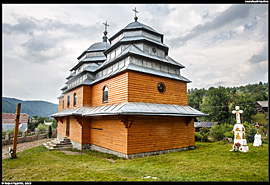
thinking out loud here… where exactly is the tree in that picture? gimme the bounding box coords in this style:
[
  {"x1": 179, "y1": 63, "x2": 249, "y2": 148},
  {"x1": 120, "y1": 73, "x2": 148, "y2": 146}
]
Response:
[
  {"x1": 209, "y1": 123, "x2": 226, "y2": 141},
  {"x1": 188, "y1": 89, "x2": 206, "y2": 110},
  {"x1": 199, "y1": 86, "x2": 230, "y2": 123},
  {"x1": 28, "y1": 116, "x2": 53, "y2": 131},
  {"x1": 229, "y1": 92, "x2": 257, "y2": 123},
  {"x1": 48, "y1": 125, "x2": 52, "y2": 138}
]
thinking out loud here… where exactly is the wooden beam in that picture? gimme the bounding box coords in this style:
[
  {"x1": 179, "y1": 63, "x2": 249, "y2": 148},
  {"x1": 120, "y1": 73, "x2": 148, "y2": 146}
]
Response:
[
  {"x1": 55, "y1": 117, "x2": 64, "y2": 124},
  {"x1": 120, "y1": 116, "x2": 134, "y2": 128},
  {"x1": 185, "y1": 117, "x2": 192, "y2": 126},
  {"x1": 12, "y1": 103, "x2": 21, "y2": 159},
  {"x1": 74, "y1": 116, "x2": 83, "y2": 125}
]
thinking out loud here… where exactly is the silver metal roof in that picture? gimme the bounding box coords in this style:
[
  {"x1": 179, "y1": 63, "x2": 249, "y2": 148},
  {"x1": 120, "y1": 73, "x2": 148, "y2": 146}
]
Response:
[
  {"x1": 110, "y1": 21, "x2": 163, "y2": 42},
  {"x1": 99, "y1": 44, "x2": 184, "y2": 71},
  {"x1": 51, "y1": 102, "x2": 208, "y2": 118},
  {"x1": 71, "y1": 56, "x2": 106, "y2": 71},
  {"x1": 77, "y1": 42, "x2": 110, "y2": 60},
  {"x1": 124, "y1": 21, "x2": 160, "y2": 34},
  {"x1": 86, "y1": 42, "x2": 110, "y2": 52},
  {"x1": 194, "y1": 122, "x2": 217, "y2": 128},
  {"x1": 119, "y1": 36, "x2": 167, "y2": 48}
]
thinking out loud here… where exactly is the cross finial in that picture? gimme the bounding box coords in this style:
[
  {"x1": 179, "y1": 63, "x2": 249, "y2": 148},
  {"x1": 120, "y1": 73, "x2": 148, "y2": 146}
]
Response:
[
  {"x1": 102, "y1": 21, "x2": 109, "y2": 42},
  {"x1": 132, "y1": 7, "x2": 139, "y2": 21},
  {"x1": 232, "y1": 106, "x2": 243, "y2": 124},
  {"x1": 103, "y1": 21, "x2": 109, "y2": 33}
]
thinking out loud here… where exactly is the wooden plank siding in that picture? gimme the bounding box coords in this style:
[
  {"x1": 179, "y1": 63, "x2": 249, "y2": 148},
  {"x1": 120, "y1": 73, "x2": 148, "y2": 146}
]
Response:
[
  {"x1": 91, "y1": 71, "x2": 128, "y2": 107},
  {"x1": 90, "y1": 118, "x2": 128, "y2": 154},
  {"x1": 57, "y1": 116, "x2": 91, "y2": 144},
  {"x1": 127, "y1": 116, "x2": 194, "y2": 154},
  {"x1": 58, "y1": 85, "x2": 91, "y2": 111},
  {"x1": 57, "y1": 115, "x2": 195, "y2": 155},
  {"x1": 58, "y1": 70, "x2": 188, "y2": 110},
  {"x1": 128, "y1": 71, "x2": 188, "y2": 105}
]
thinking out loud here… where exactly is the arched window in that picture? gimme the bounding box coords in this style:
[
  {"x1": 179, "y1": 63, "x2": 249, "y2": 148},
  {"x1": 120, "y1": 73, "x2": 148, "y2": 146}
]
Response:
[
  {"x1": 73, "y1": 93, "x2": 77, "y2": 107},
  {"x1": 103, "y1": 86, "x2": 108, "y2": 103},
  {"x1": 67, "y1": 96, "x2": 70, "y2": 108},
  {"x1": 62, "y1": 100, "x2": 64, "y2": 109}
]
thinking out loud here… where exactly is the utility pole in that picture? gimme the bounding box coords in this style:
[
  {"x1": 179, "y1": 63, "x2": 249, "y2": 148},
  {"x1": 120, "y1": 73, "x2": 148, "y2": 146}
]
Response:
[{"x1": 12, "y1": 103, "x2": 21, "y2": 159}]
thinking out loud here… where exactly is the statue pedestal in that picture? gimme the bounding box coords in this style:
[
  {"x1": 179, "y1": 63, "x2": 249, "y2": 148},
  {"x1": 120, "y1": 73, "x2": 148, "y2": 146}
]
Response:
[
  {"x1": 231, "y1": 139, "x2": 249, "y2": 152},
  {"x1": 253, "y1": 134, "x2": 262, "y2": 146},
  {"x1": 234, "y1": 139, "x2": 247, "y2": 146}
]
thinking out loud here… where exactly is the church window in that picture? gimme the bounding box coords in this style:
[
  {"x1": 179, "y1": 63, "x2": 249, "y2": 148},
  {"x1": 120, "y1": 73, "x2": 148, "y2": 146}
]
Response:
[
  {"x1": 67, "y1": 96, "x2": 70, "y2": 108},
  {"x1": 73, "y1": 93, "x2": 77, "y2": 107},
  {"x1": 157, "y1": 82, "x2": 166, "y2": 93},
  {"x1": 103, "y1": 86, "x2": 108, "y2": 103}
]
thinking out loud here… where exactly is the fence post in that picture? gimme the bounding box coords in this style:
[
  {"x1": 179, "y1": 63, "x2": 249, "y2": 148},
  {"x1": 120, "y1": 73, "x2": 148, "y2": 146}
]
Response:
[
  {"x1": 45, "y1": 129, "x2": 49, "y2": 138},
  {"x1": 22, "y1": 131, "x2": 27, "y2": 142},
  {"x1": 5, "y1": 132, "x2": 11, "y2": 144},
  {"x1": 35, "y1": 128, "x2": 39, "y2": 139}
]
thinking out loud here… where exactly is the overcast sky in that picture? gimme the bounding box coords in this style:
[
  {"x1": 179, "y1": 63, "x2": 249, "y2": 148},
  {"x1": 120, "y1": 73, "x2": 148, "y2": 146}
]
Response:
[{"x1": 2, "y1": 4, "x2": 268, "y2": 104}]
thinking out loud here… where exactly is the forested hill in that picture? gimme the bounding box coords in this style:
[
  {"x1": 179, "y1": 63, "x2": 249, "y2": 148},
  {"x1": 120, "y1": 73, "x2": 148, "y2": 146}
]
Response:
[
  {"x1": 188, "y1": 82, "x2": 268, "y2": 124},
  {"x1": 2, "y1": 97, "x2": 58, "y2": 118}
]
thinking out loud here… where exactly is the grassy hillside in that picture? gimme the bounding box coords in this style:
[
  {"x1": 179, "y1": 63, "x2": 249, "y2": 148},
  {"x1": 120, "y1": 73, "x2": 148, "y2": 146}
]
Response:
[
  {"x1": 2, "y1": 97, "x2": 58, "y2": 117},
  {"x1": 2, "y1": 142, "x2": 268, "y2": 181},
  {"x1": 252, "y1": 112, "x2": 268, "y2": 127}
]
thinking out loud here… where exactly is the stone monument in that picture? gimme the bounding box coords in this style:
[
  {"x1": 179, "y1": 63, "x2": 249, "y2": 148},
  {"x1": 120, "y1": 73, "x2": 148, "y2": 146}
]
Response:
[
  {"x1": 253, "y1": 123, "x2": 262, "y2": 146},
  {"x1": 230, "y1": 106, "x2": 249, "y2": 152}
]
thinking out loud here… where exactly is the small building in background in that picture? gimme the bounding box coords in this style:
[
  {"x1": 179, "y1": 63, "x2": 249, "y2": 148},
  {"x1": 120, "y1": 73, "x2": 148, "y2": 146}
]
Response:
[
  {"x1": 2, "y1": 113, "x2": 29, "y2": 132},
  {"x1": 194, "y1": 122, "x2": 218, "y2": 132},
  {"x1": 256, "y1": 101, "x2": 268, "y2": 119}
]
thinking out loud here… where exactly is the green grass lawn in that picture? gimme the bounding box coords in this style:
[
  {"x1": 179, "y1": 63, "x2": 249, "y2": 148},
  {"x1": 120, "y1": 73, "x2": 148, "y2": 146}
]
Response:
[{"x1": 2, "y1": 141, "x2": 268, "y2": 181}]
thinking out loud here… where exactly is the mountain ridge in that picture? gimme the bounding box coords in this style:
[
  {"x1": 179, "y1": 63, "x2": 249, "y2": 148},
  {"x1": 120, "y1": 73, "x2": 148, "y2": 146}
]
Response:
[{"x1": 2, "y1": 97, "x2": 58, "y2": 118}]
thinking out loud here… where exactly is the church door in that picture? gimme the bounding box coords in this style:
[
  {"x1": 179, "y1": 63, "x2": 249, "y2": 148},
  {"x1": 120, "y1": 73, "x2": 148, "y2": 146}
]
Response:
[{"x1": 66, "y1": 117, "x2": 70, "y2": 137}]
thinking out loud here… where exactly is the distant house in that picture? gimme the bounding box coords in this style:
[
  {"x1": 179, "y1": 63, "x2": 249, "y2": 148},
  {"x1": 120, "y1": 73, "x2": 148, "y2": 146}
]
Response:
[
  {"x1": 256, "y1": 101, "x2": 268, "y2": 119},
  {"x1": 44, "y1": 121, "x2": 53, "y2": 126},
  {"x1": 256, "y1": 101, "x2": 268, "y2": 112},
  {"x1": 2, "y1": 113, "x2": 29, "y2": 132},
  {"x1": 194, "y1": 122, "x2": 218, "y2": 132}
]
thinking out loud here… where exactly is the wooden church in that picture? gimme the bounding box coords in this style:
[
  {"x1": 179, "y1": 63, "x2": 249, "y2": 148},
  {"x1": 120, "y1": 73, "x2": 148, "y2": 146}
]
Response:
[{"x1": 51, "y1": 11, "x2": 207, "y2": 158}]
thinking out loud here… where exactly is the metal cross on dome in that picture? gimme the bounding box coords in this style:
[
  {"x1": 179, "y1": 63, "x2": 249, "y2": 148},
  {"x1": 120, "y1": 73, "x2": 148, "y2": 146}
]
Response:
[
  {"x1": 132, "y1": 7, "x2": 139, "y2": 21},
  {"x1": 232, "y1": 106, "x2": 243, "y2": 124},
  {"x1": 103, "y1": 21, "x2": 109, "y2": 32}
]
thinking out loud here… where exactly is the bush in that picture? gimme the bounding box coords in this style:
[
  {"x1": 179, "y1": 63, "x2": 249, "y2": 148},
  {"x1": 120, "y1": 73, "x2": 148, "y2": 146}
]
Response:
[
  {"x1": 195, "y1": 132, "x2": 201, "y2": 141},
  {"x1": 201, "y1": 132, "x2": 209, "y2": 142},
  {"x1": 37, "y1": 123, "x2": 48, "y2": 132},
  {"x1": 262, "y1": 135, "x2": 268, "y2": 144},
  {"x1": 224, "y1": 131, "x2": 234, "y2": 138},
  {"x1": 5, "y1": 128, "x2": 23, "y2": 136},
  {"x1": 245, "y1": 127, "x2": 257, "y2": 143},
  {"x1": 210, "y1": 123, "x2": 226, "y2": 141},
  {"x1": 48, "y1": 125, "x2": 52, "y2": 138}
]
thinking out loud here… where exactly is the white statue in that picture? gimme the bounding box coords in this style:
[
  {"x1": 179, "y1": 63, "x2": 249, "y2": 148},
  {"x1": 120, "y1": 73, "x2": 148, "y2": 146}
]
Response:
[
  {"x1": 230, "y1": 106, "x2": 249, "y2": 152},
  {"x1": 253, "y1": 123, "x2": 262, "y2": 146}
]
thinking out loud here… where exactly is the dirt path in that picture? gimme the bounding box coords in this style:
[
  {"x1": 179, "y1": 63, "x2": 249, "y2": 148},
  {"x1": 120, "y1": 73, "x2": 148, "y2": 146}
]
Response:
[{"x1": 2, "y1": 138, "x2": 54, "y2": 159}]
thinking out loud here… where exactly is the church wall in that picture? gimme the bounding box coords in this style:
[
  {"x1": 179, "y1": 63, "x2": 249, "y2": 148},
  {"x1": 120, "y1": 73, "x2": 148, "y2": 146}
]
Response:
[
  {"x1": 127, "y1": 116, "x2": 194, "y2": 154},
  {"x1": 91, "y1": 71, "x2": 128, "y2": 107},
  {"x1": 90, "y1": 117, "x2": 128, "y2": 154},
  {"x1": 57, "y1": 118, "x2": 66, "y2": 138},
  {"x1": 69, "y1": 116, "x2": 82, "y2": 144},
  {"x1": 61, "y1": 85, "x2": 91, "y2": 110},
  {"x1": 58, "y1": 97, "x2": 64, "y2": 111},
  {"x1": 128, "y1": 71, "x2": 188, "y2": 105}
]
